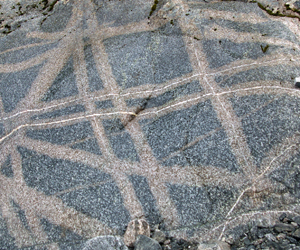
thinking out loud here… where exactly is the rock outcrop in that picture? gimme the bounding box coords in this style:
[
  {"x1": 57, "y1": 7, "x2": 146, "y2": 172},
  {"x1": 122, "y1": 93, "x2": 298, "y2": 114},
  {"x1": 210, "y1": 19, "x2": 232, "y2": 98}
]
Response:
[{"x1": 0, "y1": 0, "x2": 300, "y2": 249}]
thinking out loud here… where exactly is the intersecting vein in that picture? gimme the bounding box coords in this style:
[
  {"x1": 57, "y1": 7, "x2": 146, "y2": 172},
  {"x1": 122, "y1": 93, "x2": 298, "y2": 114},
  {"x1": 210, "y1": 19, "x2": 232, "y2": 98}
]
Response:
[
  {"x1": 87, "y1": 2, "x2": 181, "y2": 227},
  {"x1": 72, "y1": 13, "x2": 146, "y2": 223},
  {"x1": 218, "y1": 142, "x2": 299, "y2": 240},
  {"x1": 1, "y1": 0, "x2": 300, "y2": 245},
  {"x1": 173, "y1": 0, "x2": 259, "y2": 180},
  {"x1": 0, "y1": 56, "x2": 294, "y2": 122},
  {"x1": 1, "y1": 84, "x2": 300, "y2": 145}
]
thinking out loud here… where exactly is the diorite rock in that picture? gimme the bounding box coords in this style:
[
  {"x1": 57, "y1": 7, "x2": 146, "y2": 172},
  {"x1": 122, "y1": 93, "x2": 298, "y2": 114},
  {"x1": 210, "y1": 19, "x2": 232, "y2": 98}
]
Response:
[
  {"x1": 293, "y1": 216, "x2": 300, "y2": 225},
  {"x1": 135, "y1": 235, "x2": 162, "y2": 250},
  {"x1": 264, "y1": 233, "x2": 277, "y2": 242},
  {"x1": 124, "y1": 219, "x2": 151, "y2": 247},
  {"x1": 292, "y1": 229, "x2": 300, "y2": 240},
  {"x1": 274, "y1": 223, "x2": 296, "y2": 233},
  {"x1": 1, "y1": 0, "x2": 300, "y2": 248},
  {"x1": 152, "y1": 229, "x2": 166, "y2": 243},
  {"x1": 198, "y1": 241, "x2": 230, "y2": 250},
  {"x1": 83, "y1": 236, "x2": 128, "y2": 250}
]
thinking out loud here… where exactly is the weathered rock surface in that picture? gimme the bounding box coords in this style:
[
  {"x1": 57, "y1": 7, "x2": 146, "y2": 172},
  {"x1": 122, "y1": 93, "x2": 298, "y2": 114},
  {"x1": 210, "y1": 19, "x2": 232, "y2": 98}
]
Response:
[
  {"x1": 152, "y1": 229, "x2": 166, "y2": 243},
  {"x1": 274, "y1": 223, "x2": 296, "y2": 233},
  {"x1": 0, "y1": 0, "x2": 60, "y2": 35},
  {"x1": 83, "y1": 236, "x2": 128, "y2": 250},
  {"x1": 135, "y1": 235, "x2": 162, "y2": 250},
  {"x1": 1, "y1": 0, "x2": 300, "y2": 249},
  {"x1": 198, "y1": 241, "x2": 231, "y2": 250}
]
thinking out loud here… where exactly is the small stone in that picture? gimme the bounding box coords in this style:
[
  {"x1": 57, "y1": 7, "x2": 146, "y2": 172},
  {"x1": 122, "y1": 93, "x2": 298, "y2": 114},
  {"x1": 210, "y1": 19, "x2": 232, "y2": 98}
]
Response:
[
  {"x1": 215, "y1": 241, "x2": 231, "y2": 250},
  {"x1": 243, "y1": 237, "x2": 251, "y2": 245},
  {"x1": 177, "y1": 239, "x2": 185, "y2": 245},
  {"x1": 291, "y1": 222, "x2": 298, "y2": 227},
  {"x1": 257, "y1": 219, "x2": 269, "y2": 228},
  {"x1": 293, "y1": 216, "x2": 300, "y2": 225},
  {"x1": 273, "y1": 223, "x2": 295, "y2": 233},
  {"x1": 286, "y1": 235, "x2": 298, "y2": 244},
  {"x1": 224, "y1": 235, "x2": 234, "y2": 245},
  {"x1": 264, "y1": 233, "x2": 277, "y2": 242},
  {"x1": 197, "y1": 243, "x2": 216, "y2": 250},
  {"x1": 292, "y1": 229, "x2": 300, "y2": 239},
  {"x1": 260, "y1": 241, "x2": 267, "y2": 248},
  {"x1": 252, "y1": 238, "x2": 264, "y2": 246},
  {"x1": 135, "y1": 235, "x2": 162, "y2": 250},
  {"x1": 257, "y1": 228, "x2": 271, "y2": 239},
  {"x1": 279, "y1": 213, "x2": 287, "y2": 222},
  {"x1": 170, "y1": 239, "x2": 198, "y2": 249},
  {"x1": 276, "y1": 233, "x2": 286, "y2": 241},
  {"x1": 250, "y1": 226, "x2": 258, "y2": 240},
  {"x1": 82, "y1": 236, "x2": 128, "y2": 250},
  {"x1": 164, "y1": 239, "x2": 171, "y2": 245},
  {"x1": 295, "y1": 77, "x2": 300, "y2": 88},
  {"x1": 198, "y1": 241, "x2": 230, "y2": 250},
  {"x1": 123, "y1": 219, "x2": 150, "y2": 247},
  {"x1": 281, "y1": 239, "x2": 290, "y2": 245},
  {"x1": 283, "y1": 216, "x2": 293, "y2": 223},
  {"x1": 152, "y1": 229, "x2": 166, "y2": 243},
  {"x1": 247, "y1": 246, "x2": 255, "y2": 250}
]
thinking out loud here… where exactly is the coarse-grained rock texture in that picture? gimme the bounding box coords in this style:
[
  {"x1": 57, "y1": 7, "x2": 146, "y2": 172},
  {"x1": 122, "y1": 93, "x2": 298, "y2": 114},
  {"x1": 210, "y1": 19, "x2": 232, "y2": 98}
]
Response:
[
  {"x1": 1, "y1": 0, "x2": 300, "y2": 249},
  {"x1": 124, "y1": 219, "x2": 151, "y2": 247},
  {"x1": 83, "y1": 235, "x2": 128, "y2": 250}
]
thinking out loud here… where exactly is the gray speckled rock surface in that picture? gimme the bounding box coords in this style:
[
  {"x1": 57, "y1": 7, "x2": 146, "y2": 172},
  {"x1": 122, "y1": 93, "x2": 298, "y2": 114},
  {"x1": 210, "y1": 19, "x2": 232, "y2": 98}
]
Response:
[
  {"x1": 1, "y1": 0, "x2": 300, "y2": 249},
  {"x1": 198, "y1": 241, "x2": 230, "y2": 250},
  {"x1": 83, "y1": 236, "x2": 128, "y2": 250},
  {"x1": 135, "y1": 235, "x2": 162, "y2": 250}
]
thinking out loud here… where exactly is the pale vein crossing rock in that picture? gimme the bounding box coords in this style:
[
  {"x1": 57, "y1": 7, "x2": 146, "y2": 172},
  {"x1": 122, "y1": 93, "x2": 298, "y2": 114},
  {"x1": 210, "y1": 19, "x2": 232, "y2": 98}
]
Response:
[{"x1": 0, "y1": 0, "x2": 300, "y2": 249}]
